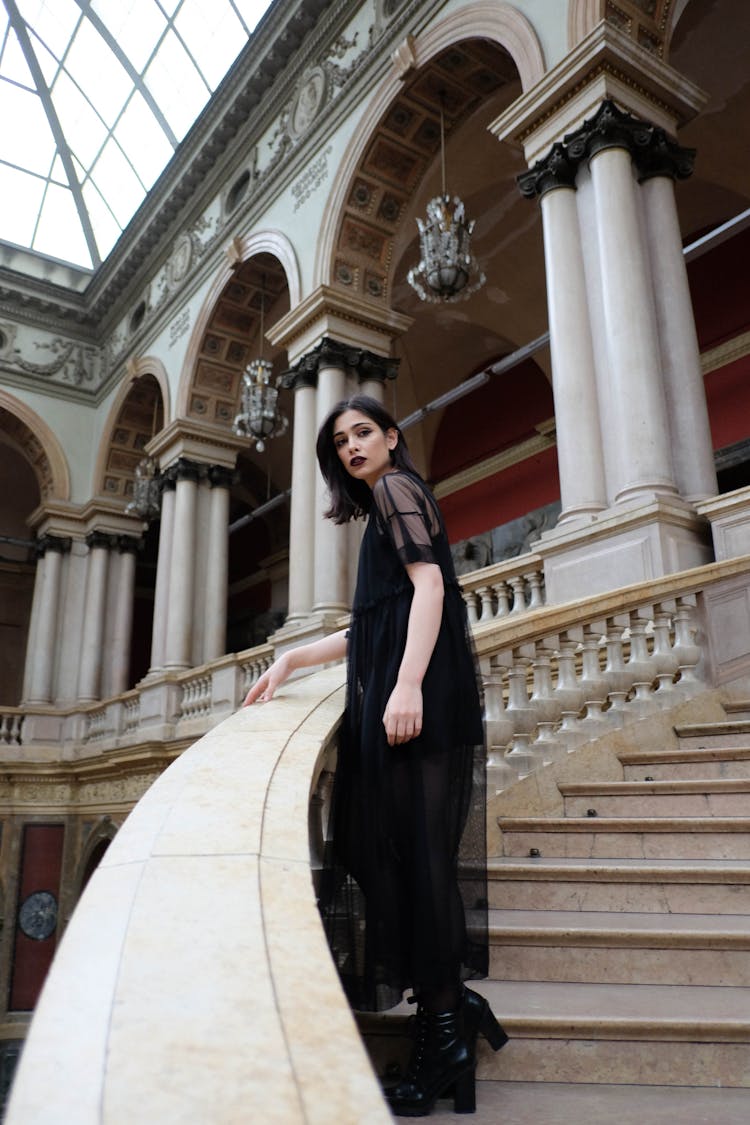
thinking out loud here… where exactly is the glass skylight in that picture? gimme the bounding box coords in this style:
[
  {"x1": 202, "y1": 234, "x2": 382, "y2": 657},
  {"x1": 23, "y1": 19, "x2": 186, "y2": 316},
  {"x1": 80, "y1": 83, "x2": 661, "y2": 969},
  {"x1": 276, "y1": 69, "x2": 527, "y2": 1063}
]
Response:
[{"x1": 0, "y1": 0, "x2": 274, "y2": 270}]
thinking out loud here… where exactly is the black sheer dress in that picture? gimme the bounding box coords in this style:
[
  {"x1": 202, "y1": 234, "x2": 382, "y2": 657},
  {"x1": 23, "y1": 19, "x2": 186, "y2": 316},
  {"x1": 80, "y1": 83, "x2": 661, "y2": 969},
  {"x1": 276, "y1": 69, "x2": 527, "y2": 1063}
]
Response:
[{"x1": 319, "y1": 470, "x2": 488, "y2": 1013}]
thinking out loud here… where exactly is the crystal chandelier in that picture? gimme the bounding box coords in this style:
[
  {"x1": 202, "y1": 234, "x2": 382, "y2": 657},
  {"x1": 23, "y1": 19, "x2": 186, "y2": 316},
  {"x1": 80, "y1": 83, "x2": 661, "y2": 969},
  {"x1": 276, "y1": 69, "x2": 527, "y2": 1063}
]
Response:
[
  {"x1": 233, "y1": 279, "x2": 288, "y2": 452},
  {"x1": 125, "y1": 392, "x2": 162, "y2": 521},
  {"x1": 125, "y1": 455, "x2": 162, "y2": 521},
  {"x1": 407, "y1": 97, "x2": 485, "y2": 303}
]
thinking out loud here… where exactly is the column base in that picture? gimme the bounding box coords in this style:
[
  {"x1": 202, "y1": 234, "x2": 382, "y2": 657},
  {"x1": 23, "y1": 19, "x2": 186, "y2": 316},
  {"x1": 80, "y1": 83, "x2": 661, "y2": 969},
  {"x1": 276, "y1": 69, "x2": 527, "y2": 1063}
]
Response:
[
  {"x1": 696, "y1": 486, "x2": 750, "y2": 561},
  {"x1": 536, "y1": 496, "x2": 713, "y2": 604}
]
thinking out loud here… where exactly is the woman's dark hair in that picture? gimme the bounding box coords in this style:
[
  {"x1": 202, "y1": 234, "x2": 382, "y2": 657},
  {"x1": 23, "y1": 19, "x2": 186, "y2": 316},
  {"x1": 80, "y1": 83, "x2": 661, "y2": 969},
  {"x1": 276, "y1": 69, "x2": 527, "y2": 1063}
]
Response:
[{"x1": 316, "y1": 394, "x2": 421, "y2": 524}]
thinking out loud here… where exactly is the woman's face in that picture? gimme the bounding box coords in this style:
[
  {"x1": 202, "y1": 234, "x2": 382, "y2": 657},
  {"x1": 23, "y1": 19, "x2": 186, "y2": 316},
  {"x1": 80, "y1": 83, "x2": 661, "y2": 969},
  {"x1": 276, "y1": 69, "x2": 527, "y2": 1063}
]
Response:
[{"x1": 333, "y1": 409, "x2": 398, "y2": 489}]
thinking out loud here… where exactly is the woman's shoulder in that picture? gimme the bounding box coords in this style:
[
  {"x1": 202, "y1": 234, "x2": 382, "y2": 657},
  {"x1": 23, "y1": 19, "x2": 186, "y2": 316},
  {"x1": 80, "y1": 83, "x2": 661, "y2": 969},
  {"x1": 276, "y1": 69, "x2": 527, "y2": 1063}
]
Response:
[{"x1": 372, "y1": 470, "x2": 429, "y2": 505}]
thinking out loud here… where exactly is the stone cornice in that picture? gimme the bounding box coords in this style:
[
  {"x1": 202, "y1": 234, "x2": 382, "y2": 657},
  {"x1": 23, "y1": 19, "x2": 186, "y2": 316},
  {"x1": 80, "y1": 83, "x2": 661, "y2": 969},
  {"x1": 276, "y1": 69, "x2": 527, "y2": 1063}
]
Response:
[
  {"x1": 433, "y1": 419, "x2": 557, "y2": 499},
  {"x1": 268, "y1": 284, "x2": 413, "y2": 365},
  {"x1": 147, "y1": 418, "x2": 248, "y2": 471},
  {"x1": 490, "y1": 20, "x2": 707, "y2": 166}
]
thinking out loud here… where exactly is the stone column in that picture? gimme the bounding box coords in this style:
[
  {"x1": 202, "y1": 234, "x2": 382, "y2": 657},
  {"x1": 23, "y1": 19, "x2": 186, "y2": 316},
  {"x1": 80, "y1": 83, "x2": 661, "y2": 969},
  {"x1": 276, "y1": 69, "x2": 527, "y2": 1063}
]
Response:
[
  {"x1": 164, "y1": 459, "x2": 201, "y2": 671},
  {"x1": 148, "y1": 476, "x2": 176, "y2": 675},
  {"x1": 314, "y1": 344, "x2": 349, "y2": 617},
  {"x1": 23, "y1": 535, "x2": 70, "y2": 705},
  {"x1": 203, "y1": 466, "x2": 233, "y2": 663},
  {"x1": 519, "y1": 146, "x2": 607, "y2": 523},
  {"x1": 280, "y1": 367, "x2": 317, "y2": 625},
  {"x1": 78, "y1": 532, "x2": 115, "y2": 703},
  {"x1": 639, "y1": 140, "x2": 717, "y2": 501},
  {"x1": 105, "y1": 536, "x2": 140, "y2": 697},
  {"x1": 585, "y1": 122, "x2": 678, "y2": 504}
]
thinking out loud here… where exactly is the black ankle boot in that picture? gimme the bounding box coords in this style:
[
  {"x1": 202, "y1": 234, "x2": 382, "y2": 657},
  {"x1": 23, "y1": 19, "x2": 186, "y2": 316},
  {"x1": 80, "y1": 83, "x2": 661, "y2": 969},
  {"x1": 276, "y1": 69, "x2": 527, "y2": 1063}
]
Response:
[
  {"x1": 461, "y1": 986, "x2": 509, "y2": 1053},
  {"x1": 386, "y1": 1006, "x2": 475, "y2": 1117}
]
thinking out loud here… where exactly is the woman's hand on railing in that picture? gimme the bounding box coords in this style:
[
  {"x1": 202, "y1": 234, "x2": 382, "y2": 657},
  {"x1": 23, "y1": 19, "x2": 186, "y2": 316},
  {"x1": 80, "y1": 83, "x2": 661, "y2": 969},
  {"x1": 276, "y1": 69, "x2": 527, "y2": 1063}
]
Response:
[{"x1": 242, "y1": 653, "x2": 293, "y2": 706}]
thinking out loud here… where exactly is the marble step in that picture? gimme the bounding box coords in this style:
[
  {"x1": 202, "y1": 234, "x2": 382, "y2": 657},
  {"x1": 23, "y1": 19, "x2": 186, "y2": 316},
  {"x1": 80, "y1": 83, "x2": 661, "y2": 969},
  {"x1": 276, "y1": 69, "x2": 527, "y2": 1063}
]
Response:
[
  {"x1": 496, "y1": 816, "x2": 750, "y2": 859},
  {"x1": 619, "y1": 746, "x2": 750, "y2": 781},
  {"x1": 676, "y1": 720, "x2": 750, "y2": 749},
  {"x1": 722, "y1": 700, "x2": 750, "y2": 720},
  {"x1": 487, "y1": 856, "x2": 750, "y2": 914},
  {"x1": 560, "y1": 778, "x2": 750, "y2": 818},
  {"x1": 363, "y1": 980, "x2": 750, "y2": 1088},
  {"x1": 429, "y1": 1080, "x2": 750, "y2": 1124},
  {"x1": 487, "y1": 908, "x2": 750, "y2": 985}
]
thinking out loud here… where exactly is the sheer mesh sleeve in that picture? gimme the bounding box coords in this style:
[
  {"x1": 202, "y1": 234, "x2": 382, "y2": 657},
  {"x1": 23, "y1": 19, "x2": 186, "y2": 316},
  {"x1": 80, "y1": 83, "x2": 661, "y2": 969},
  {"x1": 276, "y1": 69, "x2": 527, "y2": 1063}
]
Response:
[{"x1": 372, "y1": 472, "x2": 440, "y2": 566}]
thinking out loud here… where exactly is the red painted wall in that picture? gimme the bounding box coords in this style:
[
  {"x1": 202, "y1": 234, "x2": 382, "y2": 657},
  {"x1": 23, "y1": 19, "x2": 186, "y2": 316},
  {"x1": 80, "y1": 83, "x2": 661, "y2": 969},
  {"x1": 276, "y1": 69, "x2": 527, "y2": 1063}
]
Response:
[{"x1": 10, "y1": 824, "x2": 65, "y2": 1011}]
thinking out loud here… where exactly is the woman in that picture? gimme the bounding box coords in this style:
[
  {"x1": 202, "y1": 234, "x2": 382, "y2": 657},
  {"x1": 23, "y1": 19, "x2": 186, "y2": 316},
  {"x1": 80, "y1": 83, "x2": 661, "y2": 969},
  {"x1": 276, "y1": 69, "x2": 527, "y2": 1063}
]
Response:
[{"x1": 244, "y1": 395, "x2": 506, "y2": 1116}]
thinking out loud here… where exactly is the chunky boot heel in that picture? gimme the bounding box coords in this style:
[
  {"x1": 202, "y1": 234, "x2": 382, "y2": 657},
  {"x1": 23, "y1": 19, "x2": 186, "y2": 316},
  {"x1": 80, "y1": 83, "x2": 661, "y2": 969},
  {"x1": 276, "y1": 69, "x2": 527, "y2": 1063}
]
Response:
[
  {"x1": 463, "y1": 986, "x2": 508, "y2": 1053},
  {"x1": 478, "y1": 1004, "x2": 509, "y2": 1051},
  {"x1": 453, "y1": 1067, "x2": 476, "y2": 1114}
]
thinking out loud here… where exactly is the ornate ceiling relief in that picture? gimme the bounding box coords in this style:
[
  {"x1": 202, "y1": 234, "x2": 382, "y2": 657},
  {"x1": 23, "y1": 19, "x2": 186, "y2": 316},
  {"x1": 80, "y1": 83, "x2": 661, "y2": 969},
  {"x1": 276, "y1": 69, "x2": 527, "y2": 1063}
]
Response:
[
  {"x1": 331, "y1": 40, "x2": 518, "y2": 304},
  {"x1": 0, "y1": 405, "x2": 55, "y2": 499},
  {"x1": 187, "y1": 254, "x2": 289, "y2": 426},
  {"x1": 102, "y1": 378, "x2": 164, "y2": 501},
  {"x1": 605, "y1": 0, "x2": 674, "y2": 56}
]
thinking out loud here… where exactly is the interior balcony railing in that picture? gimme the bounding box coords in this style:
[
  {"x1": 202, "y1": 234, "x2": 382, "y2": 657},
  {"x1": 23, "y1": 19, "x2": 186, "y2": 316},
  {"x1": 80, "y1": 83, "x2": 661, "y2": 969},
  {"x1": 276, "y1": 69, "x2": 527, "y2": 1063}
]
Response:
[{"x1": 6, "y1": 552, "x2": 750, "y2": 1120}]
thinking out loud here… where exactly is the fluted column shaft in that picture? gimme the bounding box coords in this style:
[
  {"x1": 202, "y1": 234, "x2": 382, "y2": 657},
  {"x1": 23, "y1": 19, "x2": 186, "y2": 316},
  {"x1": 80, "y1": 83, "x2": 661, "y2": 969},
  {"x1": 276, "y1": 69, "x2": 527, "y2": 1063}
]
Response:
[
  {"x1": 285, "y1": 379, "x2": 317, "y2": 623},
  {"x1": 164, "y1": 461, "x2": 200, "y2": 670},
  {"x1": 589, "y1": 143, "x2": 677, "y2": 503},
  {"x1": 203, "y1": 468, "x2": 232, "y2": 662},
  {"x1": 78, "y1": 532, "x2": 114, "y2": 702},
  {"x1": 539, "y1": 174, "x2": 607, "y2": 521},
  {"x1": 23, "y1": 536, "x2": 69, "y2": 705},
  {"x1": 148, "y1": 480, "x2": 176, "y2": 674},
  {"x1": 641, "y1": 173, "x2": 717, "y2": 501},
  {"x1": 106, "y1": 538, "x2": 139, "y2": 696},
  {"x1": 314, "y1": 362, "x2": 349, "y2": 614}
]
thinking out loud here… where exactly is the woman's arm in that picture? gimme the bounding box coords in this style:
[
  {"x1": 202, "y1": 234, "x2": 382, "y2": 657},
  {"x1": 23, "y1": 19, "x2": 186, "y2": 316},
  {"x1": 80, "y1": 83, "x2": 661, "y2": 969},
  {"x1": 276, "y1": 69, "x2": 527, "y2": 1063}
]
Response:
[
  {"x1": 242, "y1": 628, "x2": 348, "y2": 706},
  {"x1": 382, "y1": 561, "x2": 444, "y2": 746}
]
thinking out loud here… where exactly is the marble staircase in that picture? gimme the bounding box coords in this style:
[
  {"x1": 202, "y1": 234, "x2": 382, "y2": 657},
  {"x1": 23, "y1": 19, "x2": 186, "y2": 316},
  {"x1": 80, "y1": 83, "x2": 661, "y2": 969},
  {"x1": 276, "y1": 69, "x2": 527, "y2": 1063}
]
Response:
[{"x1": 366, "y1": 711, "x2": 750, "y2": 1123}]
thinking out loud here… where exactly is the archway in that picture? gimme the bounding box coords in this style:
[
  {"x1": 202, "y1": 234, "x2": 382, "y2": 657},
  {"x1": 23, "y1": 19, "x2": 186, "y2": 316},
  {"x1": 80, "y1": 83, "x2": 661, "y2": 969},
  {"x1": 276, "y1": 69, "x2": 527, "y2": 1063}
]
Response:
[
  {"x1": 0, "y1": 398, "x2": 70, "y2": 704},
  {"x1": 182, "y1": 249, "x2": 295, "y2": 649}
]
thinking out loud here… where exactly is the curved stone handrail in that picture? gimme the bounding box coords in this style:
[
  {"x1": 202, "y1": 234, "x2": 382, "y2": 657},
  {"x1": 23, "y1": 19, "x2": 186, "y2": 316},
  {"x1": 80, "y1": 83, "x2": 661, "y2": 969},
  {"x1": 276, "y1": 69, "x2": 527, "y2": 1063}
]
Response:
[{"x1": 6, "y1": 665, "x2": 390, "y2": 1125}]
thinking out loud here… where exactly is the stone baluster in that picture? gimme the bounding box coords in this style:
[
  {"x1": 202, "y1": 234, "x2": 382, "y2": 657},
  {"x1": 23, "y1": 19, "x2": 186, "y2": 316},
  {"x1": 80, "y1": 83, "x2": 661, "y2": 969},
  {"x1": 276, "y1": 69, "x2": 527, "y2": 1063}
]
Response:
[
  {"x1": 577, "y1": 623, "x2": 610, "y2": 739},
  {"x1": 529, "y1": 640, "x2": 564, "y2": 764},
  {"x1": 652, "y1": 601, "x2": 680, "y2": 704},
  {"x1": 504, "y1": 646, "x2": 539, "y2": 777},
  {"x1": 527, "y1": 569, "x2": 545, "y2": 610},
  {"x1": 672, "y1": 596, "x2": 703, "y2": 698},
  {"x1": 603, "y1": 615, "x2": 630, "y2": 723},
  {"x1": 625, "y1": 610, "x2": 658, "y2": 716},
  {"x1": 495, "y1": 581, "x2": 512, "y2": 617},
  {"x1": 463, "y1": 589, "x2": 479, "y2": 625},
  {"x1": 477, "y1": 585, "x2": 495, "y2": 622},
  {"x1": 481, "y1": 656, "x2": 515, "y2": 791},
  {"x1": 509, "y1": 575, "x2": 528, "y2": 614},
  {"x1": 553, "y1": 629, "x2": 586, "y2": 751}
]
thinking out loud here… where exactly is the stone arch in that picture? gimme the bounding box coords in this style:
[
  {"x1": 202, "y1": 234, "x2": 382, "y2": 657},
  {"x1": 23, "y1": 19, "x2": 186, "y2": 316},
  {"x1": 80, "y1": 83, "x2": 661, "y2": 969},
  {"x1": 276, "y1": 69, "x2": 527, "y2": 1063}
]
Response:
[
  {"x1": 177, "y1": 230, "x2": 300, "y2": 421},
  {"x1": 568, "y1": 0, "x2": 677, "y2": 57},
  {"x1": 0, "y1": 390, "x2": 70, "y2": 502},
  {"x1": 95, "y1": 360, "x2": 168, "y2": 504},
  {"x1": 74, "y1": 816, "x2": 118, "y2": 898},
  {"x1": 314, "y1": 3, "x2": 543, "y2": 304}
]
